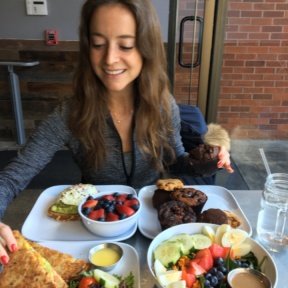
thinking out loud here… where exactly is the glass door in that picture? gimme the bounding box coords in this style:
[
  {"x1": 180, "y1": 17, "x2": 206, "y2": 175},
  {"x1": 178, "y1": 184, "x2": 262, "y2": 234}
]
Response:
[{"x1": 167, "y1": 0, "x2": 227, "y2": 122}]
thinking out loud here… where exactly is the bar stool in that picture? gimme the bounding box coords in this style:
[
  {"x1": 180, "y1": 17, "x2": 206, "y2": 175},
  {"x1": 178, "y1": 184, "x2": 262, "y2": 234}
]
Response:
[{"x1": 0, "y1": 61, "x2": 39, "y2": 145}]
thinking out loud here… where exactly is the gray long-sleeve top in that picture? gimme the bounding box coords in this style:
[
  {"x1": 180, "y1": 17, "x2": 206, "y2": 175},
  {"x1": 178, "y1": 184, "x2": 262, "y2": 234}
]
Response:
[{"x1": 0, "y1": 96, "x2": 201, "y2": 219}]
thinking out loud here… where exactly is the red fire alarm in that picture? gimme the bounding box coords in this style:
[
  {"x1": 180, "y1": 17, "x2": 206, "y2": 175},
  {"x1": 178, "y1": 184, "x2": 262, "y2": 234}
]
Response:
[{"x1": 45, "y1": 30, "x2": 58, "y2": 45}]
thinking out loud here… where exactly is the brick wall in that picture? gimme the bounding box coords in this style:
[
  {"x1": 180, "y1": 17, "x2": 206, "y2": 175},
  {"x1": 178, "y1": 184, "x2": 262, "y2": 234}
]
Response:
[
  {"x1": 219, "y1": 0, "x2": 288, "y2": 139},
  {"x1": 174, "y1": 0, "x2": 288, "y2": 140}
]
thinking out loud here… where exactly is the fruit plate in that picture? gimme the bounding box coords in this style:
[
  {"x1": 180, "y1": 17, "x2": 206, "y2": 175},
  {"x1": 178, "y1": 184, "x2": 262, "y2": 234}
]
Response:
[
  {"x1": 22, "y1": 185, "x2": 137, "y2": 241},
  {"x1": 40, "y1": 241, "x2": 140, "y2": 287},
  {"x1": 138, "y1": 185, "x2": 252, "y2": 239},
  {"x1": 147, "y1": 223, "x2": 278, "y2": 288}
]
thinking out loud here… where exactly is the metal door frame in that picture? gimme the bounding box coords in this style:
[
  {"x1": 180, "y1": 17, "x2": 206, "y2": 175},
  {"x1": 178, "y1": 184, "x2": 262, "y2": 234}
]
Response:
[{"x1": 166, "y1": 0, "x2": 228, "y2": 123}]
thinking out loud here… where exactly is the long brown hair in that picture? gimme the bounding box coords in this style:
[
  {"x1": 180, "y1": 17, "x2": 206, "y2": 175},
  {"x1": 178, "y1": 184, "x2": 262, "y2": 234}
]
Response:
[{"x1": 69, "y1": 0, "x2": 175, "y2": 170}]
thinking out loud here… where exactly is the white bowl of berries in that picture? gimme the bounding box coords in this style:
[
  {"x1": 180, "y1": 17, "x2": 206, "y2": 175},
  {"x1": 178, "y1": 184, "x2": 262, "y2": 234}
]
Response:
[
  {"x1": 78, "y1": 191, "x2": 141, "y2": 237},
  {"x1": 147, "y1": 223, "x2": 277, "y2": 288}
]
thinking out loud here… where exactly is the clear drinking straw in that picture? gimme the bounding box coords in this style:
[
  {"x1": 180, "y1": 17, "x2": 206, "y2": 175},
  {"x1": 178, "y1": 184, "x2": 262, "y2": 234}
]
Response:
[{"x1": 259, "y1": 148, "x2": 272, "y2": 176}]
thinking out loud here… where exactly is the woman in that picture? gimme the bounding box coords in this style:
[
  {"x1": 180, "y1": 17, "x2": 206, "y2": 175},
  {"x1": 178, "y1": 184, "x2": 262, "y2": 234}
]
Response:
[{"x1": 0, "y1": 0, "x2": 233, "y2": 264}]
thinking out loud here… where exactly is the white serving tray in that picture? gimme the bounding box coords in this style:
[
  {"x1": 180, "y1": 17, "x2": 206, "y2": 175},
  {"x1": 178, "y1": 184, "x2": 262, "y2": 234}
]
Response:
[
  {"x1": 138, "y1": 185, "x2": 252, "y2": 239},
  {"x1": 40, "y1": 241, "x2": 140, "y2": 287},
  {"x1": 22, "y1": 185, "x2": 137, "y2": 241}
]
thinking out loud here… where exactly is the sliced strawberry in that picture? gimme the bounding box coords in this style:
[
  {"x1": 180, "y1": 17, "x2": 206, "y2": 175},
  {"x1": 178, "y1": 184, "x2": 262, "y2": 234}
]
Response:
[
  {"x1": 100, "y1": 194, "x2": 115, "y2": 201},
  {"x1": 181, "y1": 267, "x2": 196, "y2": 288},
  {"x1": 209, "y1": 243, "x2": 225, "y2": 260},
  {"x1": 115, "y1": 204, "x2": 135, "y2": 217},
  {"x1": 193, "y1": 249, "x2": 213, "y2": 271},
  {"x1": 105, "y1": 212, "x2": 119, "y2": 222},
  {"x1": 82, "y1": 199, "x2": 98, "y2": 209},
  {"x1": 123, "y1": 199, "x2": 139, "y2": 207},
  {"x1": 223, "y1": 247, "x2": 235, "y2": 260},
  {"x1": 88, "y1": 208, "x2": 104, "y2": 220},
  {"x1": 187, "y1": 261, "x2": 206, "y2": 276},
  {"x1": 116, "y1": 194, "x2": 128, "y2": 202}
]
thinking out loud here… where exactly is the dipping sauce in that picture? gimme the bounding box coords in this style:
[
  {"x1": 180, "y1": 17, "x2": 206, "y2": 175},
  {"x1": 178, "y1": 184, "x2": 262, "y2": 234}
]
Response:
[
  {"x1": 91, "y1": 247, "x2": 121, "y2": 266},
  {"x1": 230, "y1": 272, "x2": 268, "y2": 288}
]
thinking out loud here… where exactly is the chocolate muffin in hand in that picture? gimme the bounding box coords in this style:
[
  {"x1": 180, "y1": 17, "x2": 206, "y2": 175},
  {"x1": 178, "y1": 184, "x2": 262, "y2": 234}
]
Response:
[{"x1": 189, "y1": 144, "x2": 220, "y2": 175}]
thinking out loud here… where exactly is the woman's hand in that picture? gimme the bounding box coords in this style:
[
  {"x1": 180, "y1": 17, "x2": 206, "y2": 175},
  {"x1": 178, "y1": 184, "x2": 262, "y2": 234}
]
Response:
[
  {"x1": 0, "y1": 223, "x2": 17, "y2": 265},
  {"x1": 217, "y1": 145, "x2": 234, "y2": 173}
]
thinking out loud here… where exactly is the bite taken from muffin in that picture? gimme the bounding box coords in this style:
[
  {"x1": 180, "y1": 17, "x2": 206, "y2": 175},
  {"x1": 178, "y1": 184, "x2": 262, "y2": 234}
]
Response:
[{"x1": 189, "y1": 144, "x2": 220, "y2": 175}]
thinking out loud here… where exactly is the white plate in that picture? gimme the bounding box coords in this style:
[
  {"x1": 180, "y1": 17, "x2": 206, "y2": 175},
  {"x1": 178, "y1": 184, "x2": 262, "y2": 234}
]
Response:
[
  {"x1": 147, "y1": 223, "x2": 278, "y2": 288},
  {"x1": 138, "y1": 185, "x2": 252, "y2": 239},
  {"x1": 40, "y1": 241, "x2": 140, "y2": 287},
  {"x1": 22, "y1": 185, "x2": 137, "y2": 241}
]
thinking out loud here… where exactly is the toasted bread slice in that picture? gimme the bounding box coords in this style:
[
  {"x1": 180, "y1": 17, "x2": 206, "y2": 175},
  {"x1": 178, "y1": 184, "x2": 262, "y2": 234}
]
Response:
[
  {"x1": 0, "y1": 230, "x2": 68, "y2": 288},
  {"x1": 29, "y1": 241, "x2": 90, "y2": 282},
  {"x1": 47, "y1": 205, "x2": 82, "y2": 221}
]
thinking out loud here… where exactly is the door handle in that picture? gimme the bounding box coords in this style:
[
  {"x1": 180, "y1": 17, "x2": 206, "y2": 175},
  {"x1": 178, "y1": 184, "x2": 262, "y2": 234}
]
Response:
[{"x1": 178, "y1": 15, "x2": 203, "y2": 68}]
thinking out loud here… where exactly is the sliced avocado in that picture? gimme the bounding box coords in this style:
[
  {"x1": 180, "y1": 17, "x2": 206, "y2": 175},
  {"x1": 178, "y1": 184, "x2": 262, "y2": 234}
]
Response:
[{"x1": 51, "y1": 201, "x2": 78, "y2": 214}]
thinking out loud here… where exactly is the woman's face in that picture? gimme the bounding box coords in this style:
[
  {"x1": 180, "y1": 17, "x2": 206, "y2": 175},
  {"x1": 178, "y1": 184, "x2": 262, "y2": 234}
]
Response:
[{"x1": 89, "y1": 4, "x2": 143, "y2": 96}]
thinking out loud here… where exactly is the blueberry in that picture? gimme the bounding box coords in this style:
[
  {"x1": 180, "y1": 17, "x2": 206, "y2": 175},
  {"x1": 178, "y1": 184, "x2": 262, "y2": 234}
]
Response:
[
  {"x1": 116, "y1": 201, "x2": 123, "y2": 205},
  {"x1": 113, "y1": 192, "x2": 120, "y2": 197},
  {"x1": 214, "y1": 257, "x2": 224, "y2": 266},
  {"x1": 204, "y1": 279, "x2": 211, "y2": 287},
  {"x1": 127, "y1": 194, "x2": 135, "y2": 200},
  {"x1": 216, "y1": 271, "x2": 224, "y2": 281},
  {"x1": 98, "y1": 217, "x2": 105, "y2": 222},
  {"x1": 217, "y1": 265, "x2": 227, "y2": 273},
  {"x1": 132, "y1": 204, "x2": 140, "y2": 210},
  {"x1": 205, "y1": 273, "x2": 212, "y2": 279},
  {"x1": 105, "y1": 205, "x2": 115, "y2": 213},
  {"x1": 208, "y1": 267, "x2": 217, "y2": 275},
  {"x1": 87, "y1": 196, "x2": 94, "y2": 200},
  {"x1": 119, "y1": 214, "x2": 127, "y2": 220},
  {"x1": 82, "y1": 207, "x2": 90, "y2": 215},
  {"x1": 209, "y1": 275, "x2": 218, "y2": 286}
]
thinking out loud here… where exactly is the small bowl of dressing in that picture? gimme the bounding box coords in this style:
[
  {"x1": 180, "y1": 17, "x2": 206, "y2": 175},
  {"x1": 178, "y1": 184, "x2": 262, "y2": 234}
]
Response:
[
  {"x1": 88, "y1": 243, "x2": 123, "y2": 271},
  {"x1": 227, "y1": 268, "x2": 272, "y2": 288}
]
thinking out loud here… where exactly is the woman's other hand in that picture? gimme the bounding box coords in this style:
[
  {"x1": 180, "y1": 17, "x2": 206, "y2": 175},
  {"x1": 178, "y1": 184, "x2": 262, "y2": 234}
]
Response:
[
  {"x1": 217, "y1": 145, "x2": 234, "y2": 173},
  {"x1": 0, "y1": 223, "x2": 17, "y2": 265}
]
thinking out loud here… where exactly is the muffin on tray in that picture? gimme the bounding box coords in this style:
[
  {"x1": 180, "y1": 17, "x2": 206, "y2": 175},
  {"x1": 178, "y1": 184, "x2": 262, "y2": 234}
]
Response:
[
  {"x1": 189, "y1": 144, "x2": 220, "y2": 175},
  {"x1": 152, "y1": 179, "x2": 184, "y2": 209},
  {"x1": 158, "y1": 200, "x2": 197, "y2": 230},
  {"x1": 197, "y1": 208, "x2": 241, "y2": 228},
  {"x1": 170, "y1": 187, "x2": 207, "y2": 215}
]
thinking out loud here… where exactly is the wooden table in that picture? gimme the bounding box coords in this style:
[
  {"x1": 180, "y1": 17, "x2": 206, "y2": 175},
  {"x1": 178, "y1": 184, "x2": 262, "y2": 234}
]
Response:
[{"x1": 3, "y1": 189, "x2": 287, "y2": 287}]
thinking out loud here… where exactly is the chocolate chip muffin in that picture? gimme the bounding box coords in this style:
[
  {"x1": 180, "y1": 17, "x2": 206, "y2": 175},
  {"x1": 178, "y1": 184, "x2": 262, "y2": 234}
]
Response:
[
  {"x1": 197, "y1": 208, "x2": 228, "y2": 225},
  {"x1": 152, "y1": 189, "x2": 172, "y2": 209},
  {"x1": 189, "y1": 144, "x2": 220, "y2": 175},
  {"x1": 171, "y1": 187, "x2": 207, "y2": 215},
  {"x1": 158, "y1": 200, "x2": 197, "y2": 230}
]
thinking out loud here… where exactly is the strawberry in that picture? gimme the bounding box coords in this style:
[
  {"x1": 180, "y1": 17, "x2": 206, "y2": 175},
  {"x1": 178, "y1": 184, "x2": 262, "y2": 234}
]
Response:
[
  {"x1": 209, "y1": 243, "x2": 225, "y2": 260},
  {"x1": 115, "y1": 204, "x2": 135, "y2": 217},
  {"x1": 187, "y1": 261, "x2": 206, "y2": 276},
  {"x1": 123, "y1": 199, "x2": 139, "y2": 207},
  {"x1": 88, "y1": 208, "x2": 104, "y2": 220},
  {"x1": 82, "y1": 199, "x2": 98, "y2": 209},
  {"x1": 193, "y1": 248, "x2": 213, "y2": 271},
  {"x1": 223, "y1": 247, "x2": 235, "y2": 260},
  {"x1": 116, "y1": 194, "x2": 128, "y2": 202},
  {"x1": 181, "y1": 267, "x2": 196, "y2": 288},
  {"x1": 105, "y1": 212, "x2": 119, "y2": 222},
  {"x1": 101, "y1": 195, "x2": 115, "y2": 201}
]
